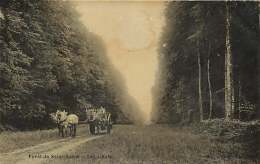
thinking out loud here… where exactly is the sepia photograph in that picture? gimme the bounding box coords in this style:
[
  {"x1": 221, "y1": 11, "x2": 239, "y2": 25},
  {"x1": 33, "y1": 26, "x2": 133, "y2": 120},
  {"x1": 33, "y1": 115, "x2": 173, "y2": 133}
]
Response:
[{"x1": 0, "y1": 0, "x2": 259, "y2": 163}]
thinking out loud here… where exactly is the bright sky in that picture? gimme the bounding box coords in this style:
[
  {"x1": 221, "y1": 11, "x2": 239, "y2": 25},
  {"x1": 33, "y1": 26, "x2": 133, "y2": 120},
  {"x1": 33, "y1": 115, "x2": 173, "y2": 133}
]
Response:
[{"x1": 74, "y1": 1, "x2": 165, "y2": 124}]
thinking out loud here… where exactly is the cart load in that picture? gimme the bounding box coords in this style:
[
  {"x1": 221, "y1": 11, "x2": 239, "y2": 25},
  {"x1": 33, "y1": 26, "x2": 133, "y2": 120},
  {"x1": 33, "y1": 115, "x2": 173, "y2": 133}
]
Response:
[{"x1": 86, "y1": 107, "x2": 112, "y2": 135}]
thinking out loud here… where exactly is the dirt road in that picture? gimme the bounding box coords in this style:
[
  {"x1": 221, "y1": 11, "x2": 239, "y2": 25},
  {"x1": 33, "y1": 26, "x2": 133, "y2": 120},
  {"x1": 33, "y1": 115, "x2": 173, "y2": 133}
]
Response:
[
  {"x1": 0, "y1": 134, "x2": 103, "y2": 164},
  {"x1": 0, "y1": 125, "x2": 256, "y2": 164}
]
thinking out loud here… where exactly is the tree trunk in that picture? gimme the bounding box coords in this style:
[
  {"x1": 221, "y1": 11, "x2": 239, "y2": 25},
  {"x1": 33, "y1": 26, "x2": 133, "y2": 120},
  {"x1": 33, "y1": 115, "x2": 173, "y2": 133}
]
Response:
[
  {"x1": 258, "y1": 2, "x2": 260, "y2": 119},
  {"x1": 207, "y1": 43, "x2": 213, "y2": 119},
  {"x1": 197, "y1": 41, "x2": 203, "y2": 121},
  {"x1": 256, "y1": 1, "x2": 260, "y2": 119},
  {"x1": 225, "y1": 2, "x2": 234, "y2": 120},
  {"x1": 180, "y1": 81, "x2": 185, "y2": 121}
]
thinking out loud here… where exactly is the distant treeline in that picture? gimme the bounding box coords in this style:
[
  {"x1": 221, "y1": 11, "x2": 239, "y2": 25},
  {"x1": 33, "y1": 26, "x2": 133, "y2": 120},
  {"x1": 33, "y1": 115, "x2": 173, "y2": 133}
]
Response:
[
  {"x1": 0, "y1": 0, "x2": 138, "y2": 130},
  {"x1": 153, "y1": 2, "x2": 259, "y2": 123}
]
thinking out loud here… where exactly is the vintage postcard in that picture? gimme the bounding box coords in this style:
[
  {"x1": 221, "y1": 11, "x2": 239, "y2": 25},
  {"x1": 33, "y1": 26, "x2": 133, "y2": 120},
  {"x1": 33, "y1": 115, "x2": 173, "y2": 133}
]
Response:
[{"x1": 0, "y1": 0, "x2": 259, "y2": 164}]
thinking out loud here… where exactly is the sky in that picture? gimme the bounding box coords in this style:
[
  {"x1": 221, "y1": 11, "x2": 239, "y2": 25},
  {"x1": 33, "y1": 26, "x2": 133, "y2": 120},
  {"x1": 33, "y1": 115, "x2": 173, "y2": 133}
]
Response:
[{"x1": 73, "y1": 1, "x2": 165, "y2": 124}]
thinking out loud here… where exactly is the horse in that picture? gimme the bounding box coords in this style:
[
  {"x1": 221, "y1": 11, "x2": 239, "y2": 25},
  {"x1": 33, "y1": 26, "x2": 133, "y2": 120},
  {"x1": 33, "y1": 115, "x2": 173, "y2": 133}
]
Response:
[
  {"x1": 50, "y1": 112, "x2": 64, "y2": 137},
  {"x1": 50, "y1": 110, "x2": 79, "y2": 137}
]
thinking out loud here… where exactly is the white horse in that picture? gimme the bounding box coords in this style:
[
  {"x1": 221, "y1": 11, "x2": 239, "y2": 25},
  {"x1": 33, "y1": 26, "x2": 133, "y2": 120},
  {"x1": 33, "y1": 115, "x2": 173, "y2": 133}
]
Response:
[
  {"x1": 50, "y1": 110, "x2": 79, "y2": 137},
  {"x1": 50, "y1": 112, "x2": 64, "y2": 137}
]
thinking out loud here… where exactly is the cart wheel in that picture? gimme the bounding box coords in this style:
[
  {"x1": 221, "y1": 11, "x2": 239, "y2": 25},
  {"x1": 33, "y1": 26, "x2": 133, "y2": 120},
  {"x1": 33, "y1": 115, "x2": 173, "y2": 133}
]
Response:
[
  {"x1": 89, "y1": 123, "x2": 93, "y2": 135},
  {"x1": 107, "y1": 125, "x2": 110, "y2": 134},
  {"x1": 95, "y1": 125, "x2": 99, "y2": 135}
]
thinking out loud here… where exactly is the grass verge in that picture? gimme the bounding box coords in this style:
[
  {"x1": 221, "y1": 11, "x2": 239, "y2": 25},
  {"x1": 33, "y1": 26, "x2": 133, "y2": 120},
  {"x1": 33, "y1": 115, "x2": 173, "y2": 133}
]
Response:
[
  {"x1": 51, "y1": 124, "x2": 258, "y2": 164},
  {"x1": 0, "y1": 124, "x2": 88, "y2": 153}
]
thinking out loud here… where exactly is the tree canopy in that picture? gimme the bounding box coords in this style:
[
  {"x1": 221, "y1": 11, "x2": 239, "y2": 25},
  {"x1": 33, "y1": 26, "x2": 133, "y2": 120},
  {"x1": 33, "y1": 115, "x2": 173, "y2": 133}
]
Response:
[
  {"x1": 152, "y1": 1, "x2": 259, "y2": 124},
  {"x1": 0, "y1": 0, "x2": 135, "y2": 130}
]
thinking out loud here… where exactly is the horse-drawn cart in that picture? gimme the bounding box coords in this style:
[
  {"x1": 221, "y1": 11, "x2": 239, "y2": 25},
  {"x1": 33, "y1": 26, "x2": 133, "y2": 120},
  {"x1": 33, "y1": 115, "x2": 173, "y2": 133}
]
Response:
[{"x1": 86, "y1": 107, "x2": 112, "y2": 135}]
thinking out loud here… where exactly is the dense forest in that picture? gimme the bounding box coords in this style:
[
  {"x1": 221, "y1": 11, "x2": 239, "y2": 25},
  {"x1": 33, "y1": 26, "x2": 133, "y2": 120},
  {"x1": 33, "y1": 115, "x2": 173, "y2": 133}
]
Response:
[
  {"x1": 0, "y1": 0, "x2": 142, "y2": 130},
  {"x1": 152, "y1": 1, "x2": 259, "y2": 124},
  {"x1": 0, "y1": 0, "x2": 259, "y2": 131}
]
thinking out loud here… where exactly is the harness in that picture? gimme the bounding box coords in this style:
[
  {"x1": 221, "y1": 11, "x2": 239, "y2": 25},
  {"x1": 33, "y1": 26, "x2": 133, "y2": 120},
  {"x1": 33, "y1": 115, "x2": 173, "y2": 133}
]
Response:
[{"x1": 57, "y1": 114, "x2": 69, "y2": 128}]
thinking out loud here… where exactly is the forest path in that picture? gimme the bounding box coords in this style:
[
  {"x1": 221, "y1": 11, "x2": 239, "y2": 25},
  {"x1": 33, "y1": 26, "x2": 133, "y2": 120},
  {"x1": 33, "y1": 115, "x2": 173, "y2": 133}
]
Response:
[
  {"x1": 0, "y1": 125, "x2": 255, "y2": 164},
  {"x1": 0, "y1": 128, "x2": 104, "y2": 164},
  {"x1": 44, "y1": 125, "x2": 255, "y2": 164}
]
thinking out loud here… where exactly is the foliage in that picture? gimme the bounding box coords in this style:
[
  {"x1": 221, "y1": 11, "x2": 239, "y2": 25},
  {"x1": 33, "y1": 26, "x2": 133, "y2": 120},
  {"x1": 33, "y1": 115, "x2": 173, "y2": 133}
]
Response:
[
  {"x1": 0, "y1": 0, "x2": 130, "y2": 130},
  {"x1": 153, "y1": 2, "x2": 259, "y2": 123}
]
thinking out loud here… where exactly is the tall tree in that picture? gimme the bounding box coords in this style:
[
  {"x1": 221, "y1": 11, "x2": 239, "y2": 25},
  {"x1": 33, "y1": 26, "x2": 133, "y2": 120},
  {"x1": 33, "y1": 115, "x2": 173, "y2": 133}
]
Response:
[
  {"x1": 224, "y1": 2, "x2": 234, "y2": 120},
  {"x1": 197, "y1": 41, "x2": 204, "y2": 121},
  {"x1": 154, "y1": 1, "x2": 258, "y2": 124},
  {"x1": 207, "y1": 43, "x2": 213, "y2": 119}
]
